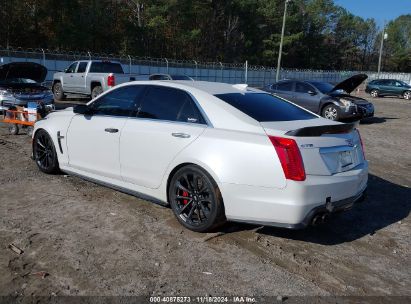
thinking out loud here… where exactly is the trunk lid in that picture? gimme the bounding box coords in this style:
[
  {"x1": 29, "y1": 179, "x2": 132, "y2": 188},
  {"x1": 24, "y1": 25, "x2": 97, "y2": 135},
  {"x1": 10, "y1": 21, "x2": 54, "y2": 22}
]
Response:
[{"x1": 261, "y1": 119, "x2": 364, "y2": 176}]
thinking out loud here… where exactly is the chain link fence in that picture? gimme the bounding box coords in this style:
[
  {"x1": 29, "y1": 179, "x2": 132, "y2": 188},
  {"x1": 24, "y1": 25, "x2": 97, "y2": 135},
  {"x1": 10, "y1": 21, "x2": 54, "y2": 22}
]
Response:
[{"x1": 1, "y1": 47, "x2": 411, "y2": 88}]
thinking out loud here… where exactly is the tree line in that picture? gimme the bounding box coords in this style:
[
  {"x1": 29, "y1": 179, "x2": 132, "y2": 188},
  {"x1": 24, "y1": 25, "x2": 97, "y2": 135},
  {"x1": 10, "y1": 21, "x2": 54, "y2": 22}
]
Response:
[{"x1": 0, "y1": 0, "x2": 410, "y2": 72}]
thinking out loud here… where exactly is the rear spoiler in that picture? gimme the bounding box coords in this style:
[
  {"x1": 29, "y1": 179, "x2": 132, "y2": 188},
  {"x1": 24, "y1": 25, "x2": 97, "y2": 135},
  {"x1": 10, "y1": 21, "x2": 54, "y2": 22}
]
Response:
[{"x1": 285, "y1": 123, "x2": 355, "y2": 137}]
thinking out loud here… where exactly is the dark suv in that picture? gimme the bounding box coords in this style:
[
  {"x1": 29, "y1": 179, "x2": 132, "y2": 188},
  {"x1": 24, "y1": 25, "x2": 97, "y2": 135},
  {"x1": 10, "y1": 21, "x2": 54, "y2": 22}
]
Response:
[
  {"x1": 263, "y1": 74, "x2": 374, "y2": 121},
  {"x1": 365, "y1": 79, "x2": 411, "y2": 100}
]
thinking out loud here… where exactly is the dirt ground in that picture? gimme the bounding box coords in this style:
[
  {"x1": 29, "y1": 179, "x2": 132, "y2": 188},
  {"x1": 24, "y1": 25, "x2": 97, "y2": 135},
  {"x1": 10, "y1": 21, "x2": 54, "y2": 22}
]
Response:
[{"x1": 0, "y1": 93, "x2": 410, "y2": 299}]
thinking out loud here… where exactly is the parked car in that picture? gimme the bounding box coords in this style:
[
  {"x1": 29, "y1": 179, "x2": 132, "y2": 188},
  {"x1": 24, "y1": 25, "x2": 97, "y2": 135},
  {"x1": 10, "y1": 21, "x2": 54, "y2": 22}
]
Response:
[
  {"x1": 52, "y1": 60, "x2": 137, "y2": 100},
  {"x1": 365, "y1": 79, "x2": 411, "y2": 100},
  {"x1": 0, "y1": 62, "x2": 54, "y2": 112},
  {"x1": 32, "y1": 81, "x2": 367, "y2": 232},
  {"x1": 263, "y1": 74, "x2": 374, "y2": 121},
  {"x1": 149, "y1": 73, "x2": 194, "y2": 81}
]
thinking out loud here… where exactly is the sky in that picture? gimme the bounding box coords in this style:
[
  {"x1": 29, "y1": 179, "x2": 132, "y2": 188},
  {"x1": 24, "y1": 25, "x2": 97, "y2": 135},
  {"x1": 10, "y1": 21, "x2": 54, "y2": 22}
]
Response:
[{"x1": 334, "y1": 0, "x2": 411, "y2": 27}]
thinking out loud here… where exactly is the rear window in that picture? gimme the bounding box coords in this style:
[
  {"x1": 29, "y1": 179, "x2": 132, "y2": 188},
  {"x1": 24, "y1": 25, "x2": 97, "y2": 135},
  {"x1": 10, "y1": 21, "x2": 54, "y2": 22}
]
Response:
[
  {"x1": 89, "y1": 62, "x2": 124, "y2": 74},
  {"x1": 215, "y1": 93, "x2": 316, "y2": 122}
]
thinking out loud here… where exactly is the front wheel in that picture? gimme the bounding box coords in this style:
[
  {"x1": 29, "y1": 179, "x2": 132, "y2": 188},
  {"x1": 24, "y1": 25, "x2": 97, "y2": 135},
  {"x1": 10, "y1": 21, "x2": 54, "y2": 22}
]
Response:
[
  {"x1": 403, "y1": 91, "x2": 411, "y2": 100},
  {"x1": 322, "y1": 104, "x2": 340, "y2": 121},
  {"x1": 168, "y1": 165, "x2": 225, "y2": 232},
  {"x1": 33, "y1": 130, "x2": 59, "y2": 174}
]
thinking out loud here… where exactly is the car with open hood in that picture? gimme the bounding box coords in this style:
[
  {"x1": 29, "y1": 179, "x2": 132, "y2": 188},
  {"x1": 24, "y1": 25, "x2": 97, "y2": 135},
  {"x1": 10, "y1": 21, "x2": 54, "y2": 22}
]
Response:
[
  {"x1": 263, "y1": 74, "x2": 374, "y2": 121},
  {"x1": 0, "y1": 62, "x2": 54, "y2": 112}
]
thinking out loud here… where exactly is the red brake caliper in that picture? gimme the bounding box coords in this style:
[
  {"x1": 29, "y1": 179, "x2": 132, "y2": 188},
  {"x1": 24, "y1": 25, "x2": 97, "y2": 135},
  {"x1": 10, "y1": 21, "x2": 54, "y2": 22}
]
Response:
[{"x1": 182, "y1": 191, "x2": 189, "y2": 205}]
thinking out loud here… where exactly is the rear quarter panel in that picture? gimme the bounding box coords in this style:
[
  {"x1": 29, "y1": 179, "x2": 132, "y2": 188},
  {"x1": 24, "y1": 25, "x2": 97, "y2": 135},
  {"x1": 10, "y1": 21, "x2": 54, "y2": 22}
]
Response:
[{"x1": 163, "y1": 127, "x2": 287, "y2": 189}]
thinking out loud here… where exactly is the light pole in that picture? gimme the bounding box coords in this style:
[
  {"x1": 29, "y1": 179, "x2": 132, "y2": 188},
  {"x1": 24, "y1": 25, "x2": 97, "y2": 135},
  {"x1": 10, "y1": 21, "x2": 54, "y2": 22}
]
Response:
[
  {"x1": 276, "y1": 0, "x2": 291, "y2": 82},
  {"x1": 377, "y1": 22, "x2": 387, "y2": 78}
]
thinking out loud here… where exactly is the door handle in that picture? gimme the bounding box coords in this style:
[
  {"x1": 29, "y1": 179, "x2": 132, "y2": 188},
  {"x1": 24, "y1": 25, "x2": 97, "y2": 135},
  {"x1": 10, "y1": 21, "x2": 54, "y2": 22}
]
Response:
[
  {"x1": 172, "y1": 133, "x2": 191, "y2": 138},
  {"x1": 105, "y1": 128, "x2": 119, "y2": 133}
]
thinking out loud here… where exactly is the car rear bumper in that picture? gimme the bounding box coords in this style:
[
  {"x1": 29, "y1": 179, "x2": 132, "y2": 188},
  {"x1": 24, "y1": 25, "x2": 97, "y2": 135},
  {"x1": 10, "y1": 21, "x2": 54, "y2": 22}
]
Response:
[{"x1": 220, "y1": 162, "x2": 368, "y2": 229}]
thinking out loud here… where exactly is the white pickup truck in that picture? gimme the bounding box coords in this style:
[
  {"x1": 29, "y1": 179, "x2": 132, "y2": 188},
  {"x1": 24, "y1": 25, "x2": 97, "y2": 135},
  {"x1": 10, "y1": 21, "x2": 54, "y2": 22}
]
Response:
[{"x1": 52, "y1": 60, "x2": 136, "y2": 100}]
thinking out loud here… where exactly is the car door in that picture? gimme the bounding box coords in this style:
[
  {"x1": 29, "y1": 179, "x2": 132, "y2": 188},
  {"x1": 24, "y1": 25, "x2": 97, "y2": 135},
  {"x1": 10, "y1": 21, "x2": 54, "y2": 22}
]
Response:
[
  {"x1": 273, "y1": 81, "x2": 295, "y2": 102},
  {"x1": 392, "y1": 80, "x2": 405, "y2": 95},
  {"x1": 66, "y1": 85, "x2": 141, "y2": 180},
  {"x1": 120, "y1": 85, "x2": 207, "y2": 188},
  {"x1": 294, "y1": 82, "x2": 319, "y2": 112},
  {"x1": 71, "y1": 61, "x2": 88, "y2": 93},
  {"x1": 63, "y1": 62, "x2": 78, "y2": 92},
  {"x1": 379, "y1": 80, "x2": 394, "y2": 95}
]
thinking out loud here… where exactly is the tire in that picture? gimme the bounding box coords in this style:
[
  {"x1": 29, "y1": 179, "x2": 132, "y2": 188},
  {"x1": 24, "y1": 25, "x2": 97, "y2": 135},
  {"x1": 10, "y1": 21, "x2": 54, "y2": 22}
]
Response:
[
  {"x1": 403, "y1": 91, "x2": 411, "y2": 100},
  {"x1": 322, "y1": 104, "x2": 340, "y2": 121},
  {"x1": 27, "y1": 126, "x2": 34, "y2": 137},
  {"x1": 370, "y1": 89, "x2": 379, "y2": 98},
  {"x1": 91, "y1": 85, "x2": 103, "y2": 99},
  {"x1": 8, "y1": 124, "x2": 19, "y2": 135},
  {"x1": 33, "y1": 129, "x2": 59, "y2": 174},
  {"x1": 168, "y1": 165, "x2": 226, "y2": 232},
  {"x1": 53, "y1": 82, "x2": 65, "y2": 101}
]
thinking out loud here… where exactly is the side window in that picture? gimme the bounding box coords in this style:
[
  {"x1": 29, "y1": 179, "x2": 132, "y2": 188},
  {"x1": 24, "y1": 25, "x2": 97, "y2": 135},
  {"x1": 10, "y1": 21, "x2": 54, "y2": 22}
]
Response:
[
  {"x1": 77, "y1": 62, "x2": 88, "y2": 73},
  {"x1": 295, "y1": 82, "x2": 314, "y2": 93},
  {"x1": 66, "y1": 62, "x2": 78, "y2": 73},
  {"x1": 137, "y1": 86, "x2": 205, "y2": 124},
  {"x1": 276, "y1": 81, "x2": 293, "y2": 91},
  {"x1": 394, "y1": 81, "x2": 402, "y2": 87},
  {"x1": 90, "y1": 85, "x2": 145, "y2": 117}
]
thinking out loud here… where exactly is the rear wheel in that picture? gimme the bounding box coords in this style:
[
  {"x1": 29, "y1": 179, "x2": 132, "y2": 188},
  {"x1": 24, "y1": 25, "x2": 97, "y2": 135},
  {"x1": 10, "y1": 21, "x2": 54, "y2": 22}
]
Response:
[
  {"x1": 403, "y1": 91, "x2": 411, "y2": 100},
  {"x1": 168, "y1": 165, "x2": 225, "y2": 232},
  {"x1": 322, "y1": 104, "x2": 340, "y2": 121},
  {"x1": 370, "y1": 89, "x2": 379, "y2": 98},
  {"x1": 53, "y1": 82, "x2": 65, "y2": 101},
  {"x1": 33, "y1": 130, "x2": 59, "y2": 174},
  {"x1": 91, "y1": 85, "x2": 103, "y2": 99}
]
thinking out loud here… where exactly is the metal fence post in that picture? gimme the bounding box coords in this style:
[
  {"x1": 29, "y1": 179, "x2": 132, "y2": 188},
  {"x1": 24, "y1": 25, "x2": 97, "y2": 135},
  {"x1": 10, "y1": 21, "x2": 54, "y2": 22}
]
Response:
[
  {"x1": 244, "y1": 60, "x2": 248, "y2": 84},
  {"x1": 165, "y1": 58, "x2": 169, "y2": 74},
  {"x1": 88, "y1": 51, "x2": 91, "y2": 60},
  {"x1": 194, "y1": 60, "x2": 198, "y2": 80},
  {"x1": 41, "y1": 48, "x2": 46, "y2": 66},
  {"x1": 219, "y1": 62, "x2": 223, "y2": 82},
  {"x1": 128, "y1": 55, "x2": 132, "y2": 74}
]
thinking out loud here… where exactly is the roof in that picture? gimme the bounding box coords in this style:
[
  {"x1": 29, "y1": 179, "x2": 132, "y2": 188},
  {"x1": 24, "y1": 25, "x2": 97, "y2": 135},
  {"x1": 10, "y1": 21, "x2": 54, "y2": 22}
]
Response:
[{"x1": 163, "y1": 80, "x2": 263, "y2": 95}]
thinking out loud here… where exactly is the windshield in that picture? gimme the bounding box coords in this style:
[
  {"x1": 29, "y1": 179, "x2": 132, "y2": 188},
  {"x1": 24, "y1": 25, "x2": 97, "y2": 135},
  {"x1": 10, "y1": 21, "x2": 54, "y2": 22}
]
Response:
[
  {"x1": 89, "y1": 62, "x2": 124, "y2": 74},
  {"x1": 308, "y1": 82, "x2": 342, "y2": 94},
  {"x1": 215, "y1": 93, "x2": 316, "y2": 122}
]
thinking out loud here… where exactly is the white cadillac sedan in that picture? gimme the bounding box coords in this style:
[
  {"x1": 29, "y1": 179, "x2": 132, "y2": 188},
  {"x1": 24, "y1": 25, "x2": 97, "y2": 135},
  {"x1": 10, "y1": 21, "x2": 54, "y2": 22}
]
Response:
[{"x1": 32, "y1": 81, "x2": 368, "y2": 232}]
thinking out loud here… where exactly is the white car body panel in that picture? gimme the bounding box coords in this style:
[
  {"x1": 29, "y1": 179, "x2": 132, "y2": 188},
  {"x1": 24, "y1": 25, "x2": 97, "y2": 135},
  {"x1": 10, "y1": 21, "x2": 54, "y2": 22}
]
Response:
[
  {"x1": 120, "y1": 118, "x2": 206, "y2": 188},
  {"x1": 66, "y1": 115, "x2": 127, "y2": 180},
  {"x1": 33, "y1": 80, "x2": 368, "y2": 228}
]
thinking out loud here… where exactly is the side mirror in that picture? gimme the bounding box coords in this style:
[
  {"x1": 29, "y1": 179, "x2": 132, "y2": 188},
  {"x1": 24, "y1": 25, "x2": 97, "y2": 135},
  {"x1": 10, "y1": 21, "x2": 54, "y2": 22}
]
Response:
[
  {"x1": 308, "y1": 90, "x2": 316, "y2": 95},
  {"x1": 73, "y1": 104, "x2": 92, "y2": 115},
  {"x1": 64, "y1": 68, "x2": 68, "y2": 73}
]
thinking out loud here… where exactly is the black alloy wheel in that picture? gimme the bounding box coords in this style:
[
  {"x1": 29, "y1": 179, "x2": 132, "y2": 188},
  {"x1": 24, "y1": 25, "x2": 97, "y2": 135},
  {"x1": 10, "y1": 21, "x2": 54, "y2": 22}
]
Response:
[
  {"x1": 169, "y1": 165, "x2": 225, "y2": 232},
  {"x1": 33, "y1": 130, "x2": 59, "y2": 174}
]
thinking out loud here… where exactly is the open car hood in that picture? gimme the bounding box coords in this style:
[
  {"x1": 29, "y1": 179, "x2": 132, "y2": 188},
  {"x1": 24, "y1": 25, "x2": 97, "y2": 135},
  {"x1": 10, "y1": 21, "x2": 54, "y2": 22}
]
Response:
[
  {"x1": 0, "y1": 62, "x2": 47, "y2": 83},
  {"x1": 331, "y1": 74, "x2": 368, "y2": 94}
]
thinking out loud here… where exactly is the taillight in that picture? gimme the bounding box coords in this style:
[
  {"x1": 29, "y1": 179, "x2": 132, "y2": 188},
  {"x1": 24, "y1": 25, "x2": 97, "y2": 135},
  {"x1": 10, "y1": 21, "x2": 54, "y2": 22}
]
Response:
[
  {"x1": 107, "y1": 75, "x2": 115, "y2": 87},
  {"x1": 269, "y1": 136, "x2": 306, "y2": 181},
  {"x1": 356, "y1": 129, "x2": 365, "y2": 159}
]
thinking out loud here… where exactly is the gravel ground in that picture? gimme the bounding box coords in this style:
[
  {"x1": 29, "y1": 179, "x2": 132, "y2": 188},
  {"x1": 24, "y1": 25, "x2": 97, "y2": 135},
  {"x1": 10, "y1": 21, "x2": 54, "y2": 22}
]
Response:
[{"x1": 0, "y1": 94, "x2": 410, "y2": 298}]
